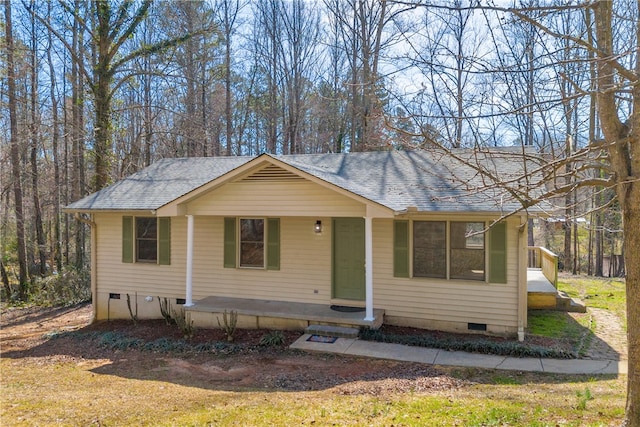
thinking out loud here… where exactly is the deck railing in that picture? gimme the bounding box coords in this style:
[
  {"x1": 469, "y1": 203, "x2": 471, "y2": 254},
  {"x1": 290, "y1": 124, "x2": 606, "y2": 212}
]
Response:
[{"x1": 528, "y1": 246, "x2": 558, "y2": 288}]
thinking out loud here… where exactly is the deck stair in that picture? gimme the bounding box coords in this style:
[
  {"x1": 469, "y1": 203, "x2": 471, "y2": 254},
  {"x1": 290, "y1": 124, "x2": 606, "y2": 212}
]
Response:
[
  {"x1": 556, "y1": 291, "x2": 587, "y2": 313},
  {"x1": 305, "y1": 324, "x2": 359, "y2": 339}
]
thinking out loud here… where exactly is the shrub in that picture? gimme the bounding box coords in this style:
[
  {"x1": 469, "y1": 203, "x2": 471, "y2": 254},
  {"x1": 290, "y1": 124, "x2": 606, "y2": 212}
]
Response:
[
  {"x1": 259, "y1": 330, "x2": 286, "y2": 346},
  {"x1": 217, "y1": 310, "x2": 238, "y2": 342},
  {"x1": 29, "y1": 269, "x2": 91, "y2": 307},
  {"x1": 173, "y1": 307, "x2": 195, "y2": 339},
  {"x1": 358, "y1": 328, "x2": 576, "y2": 359},
  {"x1": 158, "y1": 297, "x2": 174, "y2": 325}
]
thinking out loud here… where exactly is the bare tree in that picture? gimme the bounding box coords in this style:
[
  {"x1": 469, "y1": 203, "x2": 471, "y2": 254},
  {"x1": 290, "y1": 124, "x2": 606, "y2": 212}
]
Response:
[
  {"x1": 4, "y1": 0, "x2": 29, "y2": 297},
  {"x1": 397, "y1": 2, "x2": 639, "y2": 423},
  {"x1": 32, "y1": 0, "x2": 211, "y2": 189},
  {"x1": 27, "y1": 0, "x2": 47, "y2": 276}
]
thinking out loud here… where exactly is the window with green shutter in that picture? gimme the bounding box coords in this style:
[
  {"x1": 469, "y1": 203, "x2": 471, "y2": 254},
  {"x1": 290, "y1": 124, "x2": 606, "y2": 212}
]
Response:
[
  {"x1": 489, "y1": 221, "x2": 507, "y2": 283},
  {"x1": 407, "y1": 219, "x2": 506, "y2": 283},
  {"x1": 122, "y1": 216, "x2": 171, "y2": 265},
  {"x1": 393, "y1": 220, "x2": 409, "y2": 277},
  {"x1": 225, "y1": 217, "x2": 280, "y2": 270}
]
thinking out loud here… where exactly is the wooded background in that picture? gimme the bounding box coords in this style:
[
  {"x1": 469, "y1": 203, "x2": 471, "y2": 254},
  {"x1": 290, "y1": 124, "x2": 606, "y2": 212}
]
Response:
[{"x1": 0, "y1": 1, "x2": 630, "y2": 295}]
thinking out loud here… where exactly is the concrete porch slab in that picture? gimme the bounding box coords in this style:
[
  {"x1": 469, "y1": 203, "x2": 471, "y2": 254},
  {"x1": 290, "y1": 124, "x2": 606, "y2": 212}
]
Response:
[{"x1": 186, "y1": 296, "x2": 384, "y2": 329}]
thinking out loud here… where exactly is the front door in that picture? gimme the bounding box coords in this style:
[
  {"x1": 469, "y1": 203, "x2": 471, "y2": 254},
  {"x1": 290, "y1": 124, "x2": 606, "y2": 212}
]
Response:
[{"x1": 332, "y1": 218, "x2": 365, "y2": 300}]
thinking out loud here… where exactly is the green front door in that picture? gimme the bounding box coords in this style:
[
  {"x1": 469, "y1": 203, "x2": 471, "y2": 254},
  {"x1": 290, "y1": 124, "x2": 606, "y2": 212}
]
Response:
[{"x1": 332, "y1": 218, "x2": 365, "y2": 300}]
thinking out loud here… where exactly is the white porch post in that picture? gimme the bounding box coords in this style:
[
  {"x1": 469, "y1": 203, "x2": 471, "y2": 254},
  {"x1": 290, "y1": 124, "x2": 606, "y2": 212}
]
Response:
[
  {"x1": 364, "y1": 216, "x2": 374, "y2": 321},
  {"x1": 185, "y1": 214, "x2": 194, "y2": 306}
]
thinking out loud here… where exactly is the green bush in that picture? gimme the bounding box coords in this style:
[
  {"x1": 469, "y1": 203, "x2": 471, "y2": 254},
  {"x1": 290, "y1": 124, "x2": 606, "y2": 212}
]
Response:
[
  {"x1": 358, "y1": 328, "x2": 576, "y2": 359},
  {"x1": 29, "y1": 269, "x2": 91, "y2": 307},
  {"x1": 49, "y1": 330, "x2": 242, "y2": 355},
  {"x1": 259, "y1": 330, "x2": 286, "y2": 346}
]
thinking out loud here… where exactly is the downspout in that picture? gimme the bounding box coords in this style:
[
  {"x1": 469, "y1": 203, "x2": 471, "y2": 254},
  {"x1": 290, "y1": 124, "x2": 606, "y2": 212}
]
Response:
[
  {"x1": 75, "y1": 213, "x2": 97, "y2": 323},
  {"x1": 517, "y1": 216, "x2": 527, "y2": 342}
]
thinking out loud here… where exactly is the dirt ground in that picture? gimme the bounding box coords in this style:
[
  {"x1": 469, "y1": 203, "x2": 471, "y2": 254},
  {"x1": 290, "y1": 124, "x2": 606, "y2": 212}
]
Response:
[
  {"x1": 0, "y1": 304, "x2": 468, "y2": 394},
  {"x1": 1, "y1": 302, "x2": 628, "y2": 396}
]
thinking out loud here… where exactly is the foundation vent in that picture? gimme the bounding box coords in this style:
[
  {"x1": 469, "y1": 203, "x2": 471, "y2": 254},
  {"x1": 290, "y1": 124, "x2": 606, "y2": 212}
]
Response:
[
  {"x1": 468, "y1": 322, "x2": 487, "y2": 331},
  {"x1": 241, "y1": 164, "x2": 305, "y2": 182}
]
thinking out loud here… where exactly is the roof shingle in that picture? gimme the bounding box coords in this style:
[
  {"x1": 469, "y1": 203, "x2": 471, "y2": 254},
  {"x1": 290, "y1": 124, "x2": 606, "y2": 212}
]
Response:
[{"x1": 66, "y1": 149, "x2": 544, "y2": 214}]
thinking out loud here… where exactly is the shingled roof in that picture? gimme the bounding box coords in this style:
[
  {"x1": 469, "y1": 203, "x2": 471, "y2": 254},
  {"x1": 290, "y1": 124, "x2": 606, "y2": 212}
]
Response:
[{"x1": 65, "y1": 149, "x2": 545, "y2": 215}]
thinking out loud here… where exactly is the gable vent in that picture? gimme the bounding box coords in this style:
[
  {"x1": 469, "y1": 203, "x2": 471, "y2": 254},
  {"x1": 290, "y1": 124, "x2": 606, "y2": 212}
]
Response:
[{"x1": 241, "y1": 164, "x2": 305, "y2": 182}]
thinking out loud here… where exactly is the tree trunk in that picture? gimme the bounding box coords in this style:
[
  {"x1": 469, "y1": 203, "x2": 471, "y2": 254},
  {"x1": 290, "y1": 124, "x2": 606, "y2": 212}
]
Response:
[
  {"x1": 622, "y1": 181, "x2": 640, "y2": 425},
  {"x1": 94, "y1": 2, "x2": 114, "y2": 189},
  {"x1": 4, "y1": 0, "x2": 29, "y2": 298},
  {"x1": 592, "y1": 2, "x2": 639, "y2": 423},
  {"x1": 30, "y1": 4, "x2": 47, "y2": 276},
  {"x1": 223, "y1": 1, "x2": 233, "y2": 156},
  {"x1": 47, "y1": 1, "x2": 62, "y2": 273}
]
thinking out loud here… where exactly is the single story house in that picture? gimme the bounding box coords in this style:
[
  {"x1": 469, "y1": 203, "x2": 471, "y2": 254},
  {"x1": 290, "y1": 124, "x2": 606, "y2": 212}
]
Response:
[{"x1": 65, "y1": 149, "x2": 546, "y2": 340}]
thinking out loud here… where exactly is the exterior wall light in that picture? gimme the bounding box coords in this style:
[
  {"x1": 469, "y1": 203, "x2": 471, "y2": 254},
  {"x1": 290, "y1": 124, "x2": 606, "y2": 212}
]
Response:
[{"x1": 314, "y1": 220, "x2": 322, "y2": 233}]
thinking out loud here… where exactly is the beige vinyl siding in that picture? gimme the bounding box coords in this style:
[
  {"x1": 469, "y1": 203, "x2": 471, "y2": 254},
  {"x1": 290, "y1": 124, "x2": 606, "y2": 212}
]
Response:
[
  {"x1": 93, "y1": 213, "x2": 187, "y2": 320},
  {"x1": 94, "y1": 210, "x2": 522, "y2": 331},
  {"x1": 190, "y1": 216, "x2": 332, "y2": 302},
  {"x1": 95, "y1": 214, "x2": 335, "y2": 320},
  {"x1": 373, "y1": 217, "x2": 521, "y2": 330},
  {"x1": 185, "y1": 181, "x2": 365, "y2": 217}
]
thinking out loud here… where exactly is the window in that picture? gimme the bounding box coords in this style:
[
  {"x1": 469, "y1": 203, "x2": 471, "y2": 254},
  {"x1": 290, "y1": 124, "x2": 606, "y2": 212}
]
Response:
[
  {"x1": 413, "y1": 221, "x2": 446, "y2": 278},
  {"x1": 224, "y1": 217, "x2": 280, "y2": 270},
  {"x1": 136, "y1": 217, "x2": 158, "y2": 262},
  {"x1": 122, "y1": 216, "x2": 170, "y2": 265},
  {"x1": 240, "y1": 218, "x2": 264, "y2": 267},
  {"x1": 450, "y1": 222, "x2": 485, "y2": 281},
  {"x1": 402, "y1": 220, "x2": 494, "y2": 282}
]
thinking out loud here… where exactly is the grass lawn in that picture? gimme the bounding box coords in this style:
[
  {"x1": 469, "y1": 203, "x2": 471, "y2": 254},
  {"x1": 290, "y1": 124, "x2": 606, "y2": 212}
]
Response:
[
  {"x1": 1, "y1": 357, "x2": 625, "y2": 426},
  {"x1": 1, "y1": 275, "x2": 628, "y2": 426},
  {"x1": 558, "y1": 274, "x2": 627, "y2": 329}
]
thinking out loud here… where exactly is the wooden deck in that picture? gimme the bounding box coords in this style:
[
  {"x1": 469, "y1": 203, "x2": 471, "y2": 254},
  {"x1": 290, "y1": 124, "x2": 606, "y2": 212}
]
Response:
[
  {"x1": 527, "y1": 268, "x2": 558, "y2": 309},
  {"x1": 527, "y1": 268, "x2": 586, "y2": 312},
  {"x1": 185, "y1": 296, "x2": 385, "y2": 330},
  {"x1": 527, "y1": 268, "x2": 556, "y2": 293}
]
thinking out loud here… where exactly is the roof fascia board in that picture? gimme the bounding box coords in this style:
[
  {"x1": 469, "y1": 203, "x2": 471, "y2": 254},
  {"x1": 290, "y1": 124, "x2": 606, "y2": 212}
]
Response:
[
  {"x1": 394, "y1": 210, "x2": 529, "y2": 219},
  {"x1": 62, "y1": 208, "x2": 155, "y2": 215}
]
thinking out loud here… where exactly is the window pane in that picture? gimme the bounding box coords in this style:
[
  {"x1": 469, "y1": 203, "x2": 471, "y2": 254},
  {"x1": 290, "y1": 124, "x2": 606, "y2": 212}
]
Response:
[
  {"x1": 136, "y1": 217, "x2": 157, "y2": 262},
  {"x1": 137, "y1": 240, "x2": 157, "y2": 261},
  {"x1": 413, "y1": 221, "x2": 446, "y2": 278},
  {"x1": 240, "y1": 219, "x2": 264, "y2": 267},
  {"x1": 450, "y1": 222, "x2": 485, "y2": 281}
]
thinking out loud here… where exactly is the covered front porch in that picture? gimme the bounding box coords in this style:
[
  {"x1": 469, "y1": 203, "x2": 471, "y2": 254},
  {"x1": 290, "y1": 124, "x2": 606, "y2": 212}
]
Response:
[{"x1": 185, "y1": 296, "x2": 385, "y2": 330}]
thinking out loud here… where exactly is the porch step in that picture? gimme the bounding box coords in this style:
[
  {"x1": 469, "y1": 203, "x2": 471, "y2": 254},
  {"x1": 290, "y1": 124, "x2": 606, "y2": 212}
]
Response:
[
  {"x1": 305, "y1": 324, "x2": 360, "y2": 339},
  {"x1": 557, "y1": 291, "x2": 587, "y2": 313}
]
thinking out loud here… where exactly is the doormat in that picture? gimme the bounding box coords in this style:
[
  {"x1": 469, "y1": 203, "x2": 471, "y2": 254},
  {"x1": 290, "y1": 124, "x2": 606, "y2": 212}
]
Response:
[
  {"x1": 330, "y1": 305, "x2": 365, "y2": 313},
  {"x1": 307, "y1": 335, "x2": 338, "y2": 343}
]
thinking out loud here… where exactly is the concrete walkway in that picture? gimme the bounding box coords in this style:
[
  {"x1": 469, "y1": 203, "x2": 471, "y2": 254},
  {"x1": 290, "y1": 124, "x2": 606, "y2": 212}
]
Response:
[{"x1": 290, "y1": 334, "x2": 628, "y2": 375}]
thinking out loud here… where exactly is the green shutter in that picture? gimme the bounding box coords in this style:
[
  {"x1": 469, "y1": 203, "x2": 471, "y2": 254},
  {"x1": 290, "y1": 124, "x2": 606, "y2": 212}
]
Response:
[
  {"x1": 266, "y1": 218, "x2": 280, "y2": 270},
  {"x1": 394, "y1": 220, "x2": 410, "y2": 278},
  {"x1": 158, "y1": 217, "x2": 171, "y2": 265},
  {"x1": 122, "y1": 216, "x2": 133, "y2": 263},
  {"x1": 489, "y1": 222, "x2": 507, "y2": 283},
  {"x1": 224, "y1": 217, "x2": 237, "y2": 268}
]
